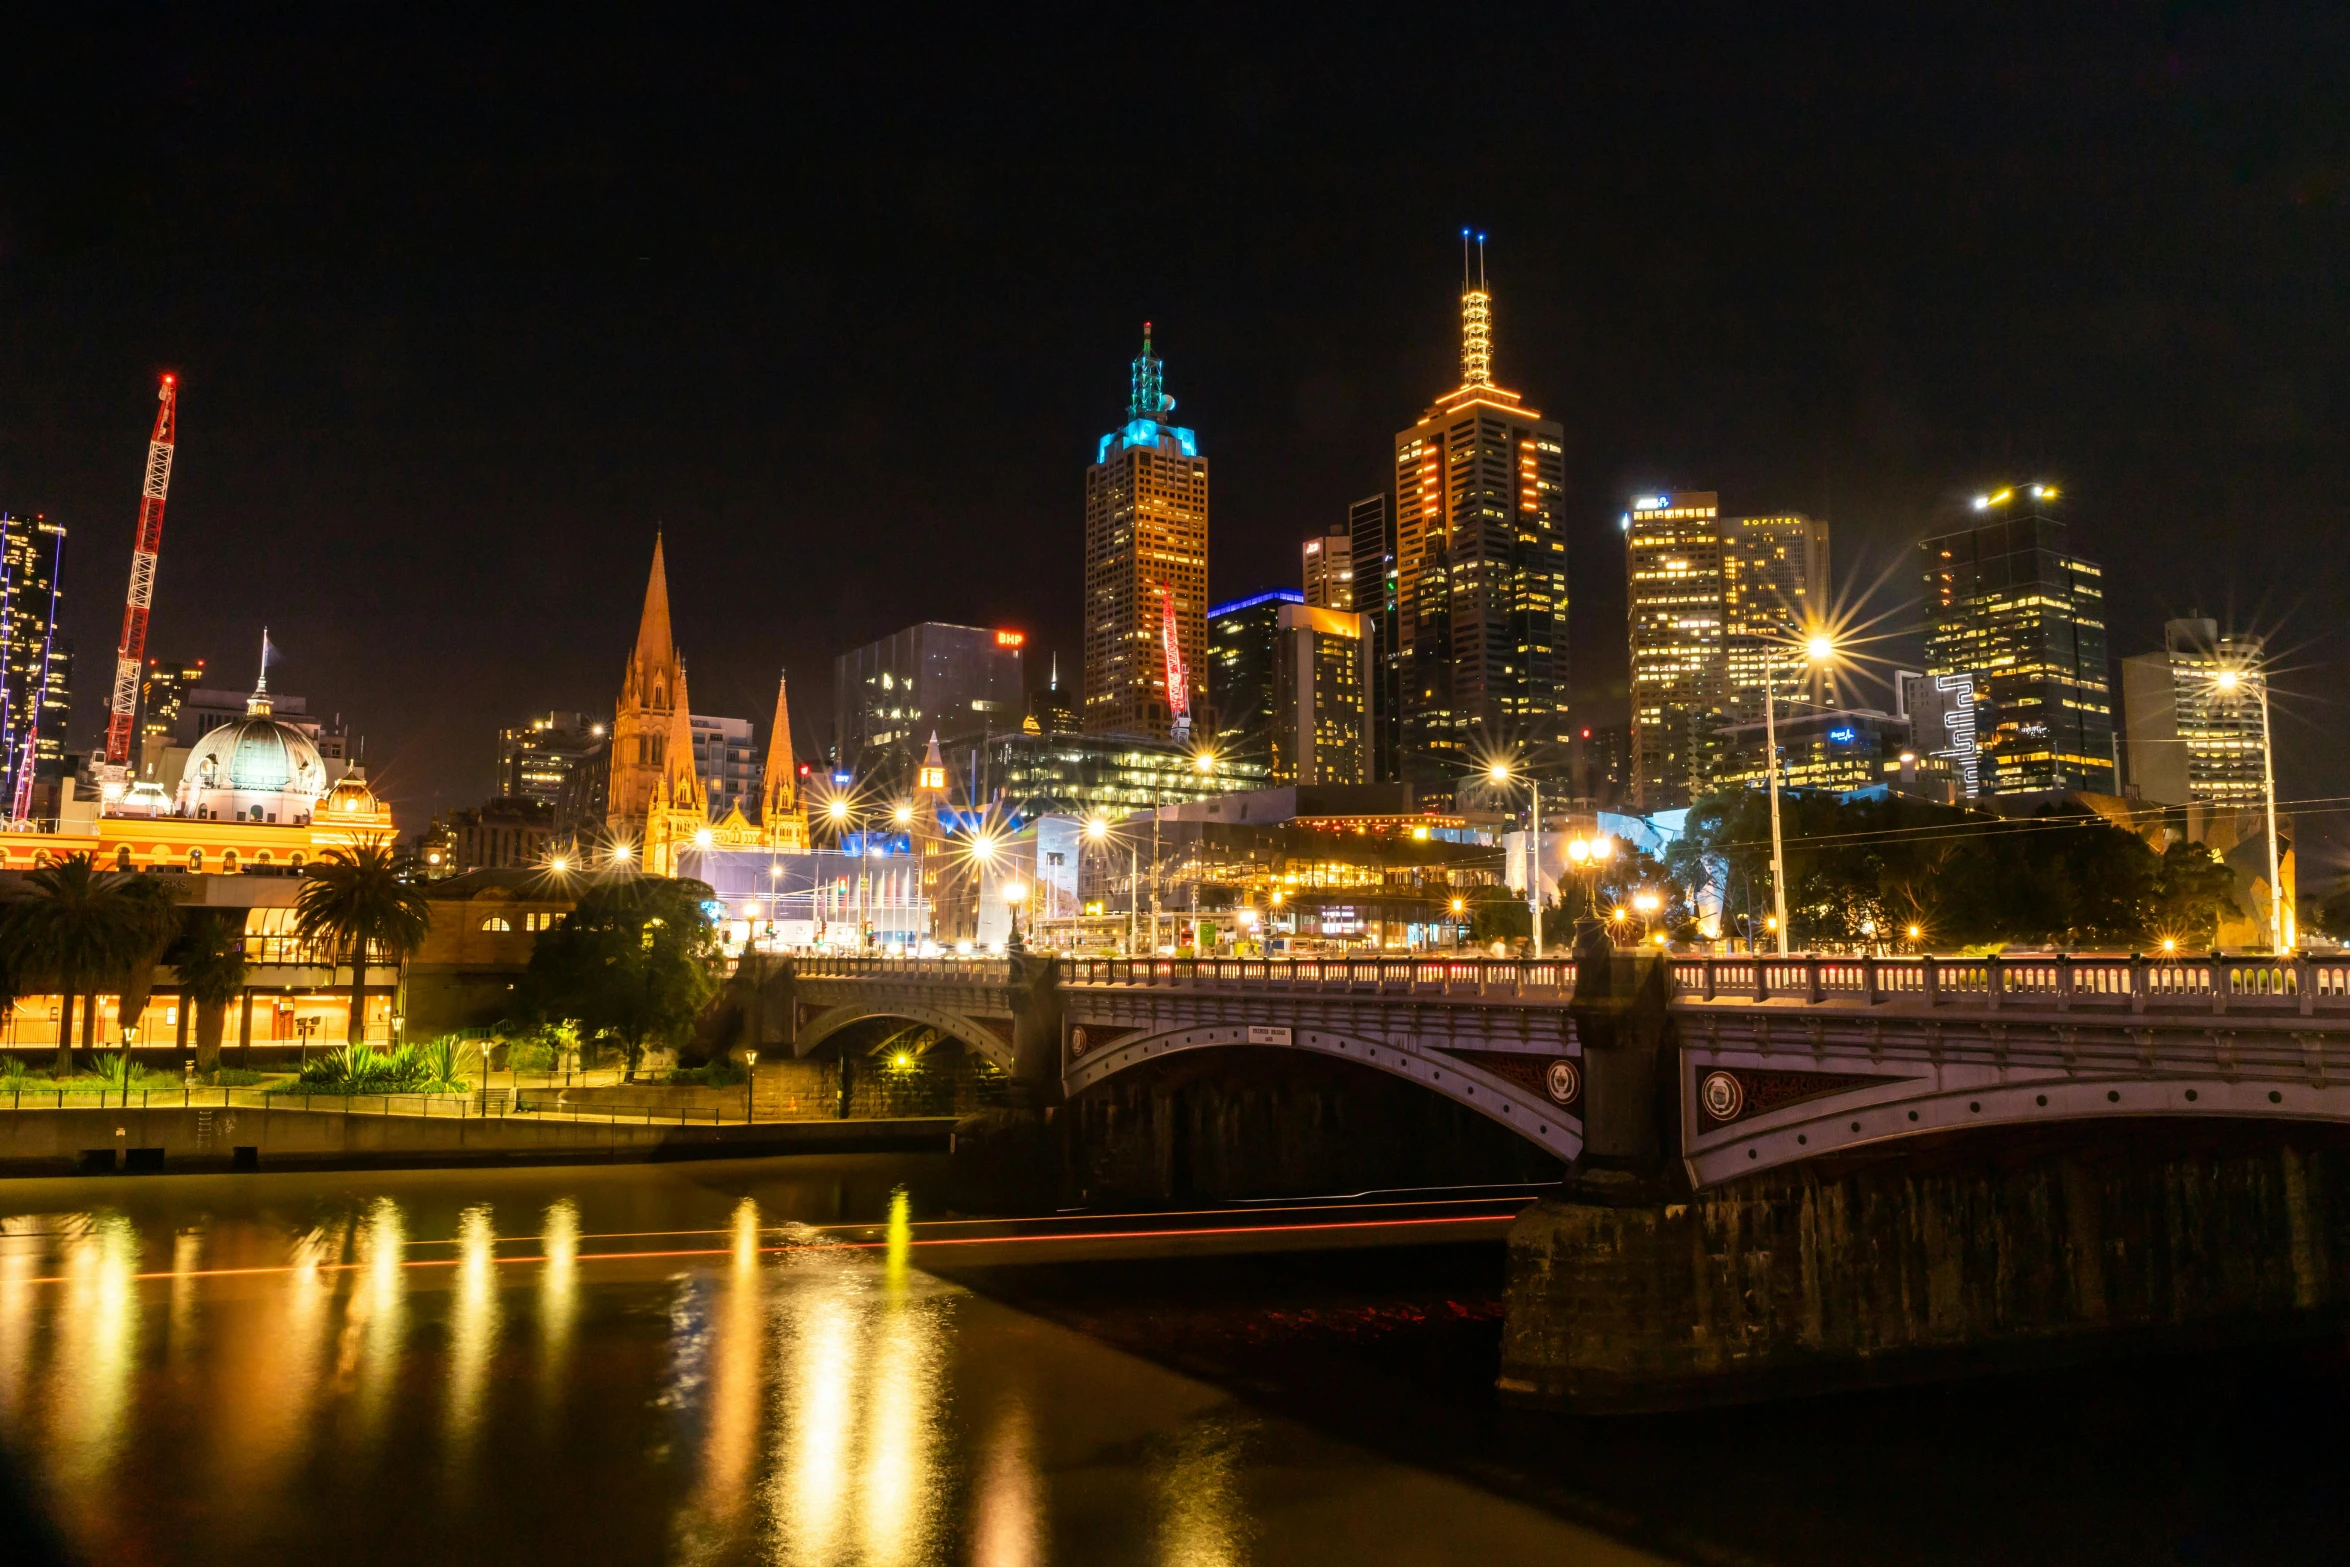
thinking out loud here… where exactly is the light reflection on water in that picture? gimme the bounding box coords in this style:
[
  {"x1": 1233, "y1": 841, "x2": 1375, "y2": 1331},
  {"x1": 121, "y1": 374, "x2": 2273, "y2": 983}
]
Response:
[{"x1": 0, "y1": 1163, "x2": 1630, "y2": 1567}]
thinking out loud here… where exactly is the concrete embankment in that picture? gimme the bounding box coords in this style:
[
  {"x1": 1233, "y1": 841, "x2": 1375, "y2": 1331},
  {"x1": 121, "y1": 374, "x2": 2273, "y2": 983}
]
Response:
[{"x1": 0, "y1": 1103, "x2": 955, "y2": 1177}]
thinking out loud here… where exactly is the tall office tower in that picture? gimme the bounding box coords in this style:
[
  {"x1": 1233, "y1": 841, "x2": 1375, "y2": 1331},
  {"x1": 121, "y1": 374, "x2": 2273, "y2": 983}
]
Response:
[
  {"x1": 499, "y1": 710, "x2": 605, "y2": 809},
  {"x1": 1348, "y1": 492, "x2": 1400, "y2": 782},
  {"x1": 1721, "y1": 513, "x2": 1830, "y2": 725},
  {"x1": 1303, "y1": 524, "x2": 1354, "y2": 609},
  {"x1": 1625, "y1": 492, "x2": 1725, "y2": 809},
  {"x1": 1919, "y1": 488, "x2": 2114, "y2": 795},
  {"x1": 1391, "y1": 242, "x2": 1567, "y2": 799},
  {"x1": 1208, "y1": 589, "x2": 1298, "y2": 773},
  {"x1": 139, "y1": 657, "x2": 207, "y2": 742},
  {"x1": 1084, "y1": 325, "x2": 1208, "y2": 739},
  {"x1": 1273, "y1": 602, "x2": 1371, "y2": 785},
  {"x1": 2120, "y1": 617, "x2": 2265, "y2": 807},
  {"x1": 0, "y1": 513, "x2": 68, "y2": 813}
]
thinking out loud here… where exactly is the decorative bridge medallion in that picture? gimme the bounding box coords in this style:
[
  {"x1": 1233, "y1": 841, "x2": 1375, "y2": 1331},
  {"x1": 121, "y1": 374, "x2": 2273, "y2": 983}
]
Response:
[
  {"x1": 1698, "y1": 1067, "x2": 1895, "y2": 1126},
  {"x1": 1439, "y1": 1049, "x2": 1580, "y2": 1111}
]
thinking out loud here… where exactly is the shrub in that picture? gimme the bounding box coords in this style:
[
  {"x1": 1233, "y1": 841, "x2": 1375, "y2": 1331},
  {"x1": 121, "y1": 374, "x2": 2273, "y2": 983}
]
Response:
[
  {"x1": 211, "y1": 1069, "x2": 265, "y2": 1087},
  {"x1": 288, "y1": 1041, "x2": 466, "y2": 1095}
]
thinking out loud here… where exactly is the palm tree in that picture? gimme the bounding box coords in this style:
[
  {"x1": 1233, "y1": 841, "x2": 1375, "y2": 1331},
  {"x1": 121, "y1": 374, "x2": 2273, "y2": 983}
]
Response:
[
  {"x1": 111, "y1": 876, "x2": 184, "y2": 1089},
  {"x1": 172, "y1": 911, "x2": 248, "y2": 1076},
  {"x1": 2, "y1": 855, "x2": 145, "y2": 1078},
  {"x1": 296, "y1": 836, "x2": 432, "y2": 1049}
]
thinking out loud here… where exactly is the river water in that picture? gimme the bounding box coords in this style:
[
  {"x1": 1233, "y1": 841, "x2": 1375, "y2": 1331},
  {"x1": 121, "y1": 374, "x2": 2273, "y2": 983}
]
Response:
[{"x1": 0, "y1": 1158, "x2": 1649, "y2": 1567}]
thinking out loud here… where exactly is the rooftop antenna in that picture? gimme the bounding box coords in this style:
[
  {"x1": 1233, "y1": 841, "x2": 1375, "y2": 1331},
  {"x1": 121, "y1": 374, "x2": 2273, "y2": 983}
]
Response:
[
  {"x1": 1478, "y1": 231, "x2": 1488, "y2": 289},
  {"x1": 1461, "y1": 227, "x2": 1471, "y2": 288}
]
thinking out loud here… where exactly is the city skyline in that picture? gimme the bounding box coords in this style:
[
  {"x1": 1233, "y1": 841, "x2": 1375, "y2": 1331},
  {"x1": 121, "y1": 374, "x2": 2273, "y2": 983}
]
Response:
[{"x1": 4, "y1": 13, "x2": 2343, "y2": 867}]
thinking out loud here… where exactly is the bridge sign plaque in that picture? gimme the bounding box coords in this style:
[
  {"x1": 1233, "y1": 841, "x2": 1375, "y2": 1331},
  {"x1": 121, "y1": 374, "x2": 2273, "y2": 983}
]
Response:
[{"x1": 1247, "y1": 1026, "x2": 1293, "y2": 1045}]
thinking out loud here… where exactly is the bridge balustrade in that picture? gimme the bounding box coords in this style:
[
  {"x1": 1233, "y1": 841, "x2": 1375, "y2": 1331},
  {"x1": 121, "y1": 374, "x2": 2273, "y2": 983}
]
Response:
[{"x1": 789, "y1": 950, "x2": 2350, "y2": 1017}]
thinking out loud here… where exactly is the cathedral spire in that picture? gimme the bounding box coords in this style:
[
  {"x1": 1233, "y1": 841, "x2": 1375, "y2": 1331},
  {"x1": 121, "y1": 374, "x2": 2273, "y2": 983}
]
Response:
[
  {"x1": 759, "y1": 670, "x2": 797, "y2": 823},
  {"x1": 660, "y1": 657, "x2": 705, "y2": 818},
  {"x1": 627, "y1": 532, "x2": 677, "y2": 706}
]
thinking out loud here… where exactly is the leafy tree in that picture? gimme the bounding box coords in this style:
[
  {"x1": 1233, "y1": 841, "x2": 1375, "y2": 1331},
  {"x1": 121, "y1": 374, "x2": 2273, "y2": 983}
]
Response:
[
  {"x1": 113, "y1": 876, "x2": 184, "y2": 1079},
  {"x1": 511, "y1": 877, "x2": 720, "y2": 1080},
  {"x1": 2150, "y1": 840, "x2": 2240, "y2": 947},
  {"x1": 2, "y1": 855, "x2": 151, "y2": 1077},
  {"x1": 296, "y1": 835, "x2": 433, "y2": 1048},
  {"x1": 172, "y1": 910, "x2": 249, "y2": 1075}
]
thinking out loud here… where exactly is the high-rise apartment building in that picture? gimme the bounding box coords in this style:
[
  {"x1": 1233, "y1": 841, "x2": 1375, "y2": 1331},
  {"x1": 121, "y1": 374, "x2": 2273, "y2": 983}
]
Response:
[
  {"x1": 1273, "y1": 602, "x2": 1370, "y2": 786},
  {"x1": 1348, "y1": 493, "x2": 1400, "y2": 783},
  {"x1": 1919, "y1": 491, "x2": 2114, "y2": 796},
  {"x1": 1084, "y1": 326, "x2": 1208, "y2": 740},
  {"x1": 0, "y1": 513, "x2": 70, "y2": 815},
  {"x1": 1392, "y1": 248, "x2": 1567, "y2": 798},
  {"x1": 2121, "y1": 617, "x2": 2264, "y2": 807},
  {"x1": 690, "y1": 714, "x2": 761, "y2": 822},
  {"x1": 499, "y1": 710, "x2": 604, "y2": 809},
  {"x1": 1625, "y1": 492, "x2": 1725, "y2": 809},
  {"x1": 1303, "y1": 525, "x2": 1353, "y2": 610},
  {"x1": 1626, "y1": 497, "x2": 1833, "y2": 809},
  {"x1": 1208, "y1": 590, "x2": 1297, "y2": 773}
]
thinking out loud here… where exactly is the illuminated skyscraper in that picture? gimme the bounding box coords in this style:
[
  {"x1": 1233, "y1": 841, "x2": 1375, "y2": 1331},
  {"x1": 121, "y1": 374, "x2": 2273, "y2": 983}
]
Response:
[
  {"x1": 1391, "y1": 240, "x2": 1567, "y2": 798},
  {"x1": 1627, "y1": 499, "x2": 1832, "y2": 808},
  {"x1": 2121, "y1": 617, "x2": 2265, "y2": 807},
  {"x1": 1084, "y1": 326, "x2": 1208, "y2": 740},
  {"x1": 1625, "y1": 492, "x2": 1724, "y2": 809},
  {"x1": 1920, "y1": 490, "x2": 2114, "y2": 795},
  {"x1": 1722, "y1": 513, "x2": 1830, "y2": 726},
  {"x1": 140, "y1": 657, "x2": 208, "y2": 743},
  {"x1": 0, "y1": 512, "x2": 69, "y2": 815},
  {"x1": 1303, "y1": 524, "x2": 1353, "y2": 610},
  {"x1": 1349, "y1": 492, "x2": 1400, "y2": 782}
]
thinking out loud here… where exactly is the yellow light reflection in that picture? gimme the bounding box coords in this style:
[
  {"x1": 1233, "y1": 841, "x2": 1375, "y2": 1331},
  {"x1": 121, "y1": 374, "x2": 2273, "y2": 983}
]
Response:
[
  {"x1": 691, "y1": 1198, "x2": 765, "y2": 1536},
  {"x1": 772, "y1": 1287, "x2": 863, "y2": 1566},
  {"x1": 0, "y1": 1222, "x2": 42, "y2": 1424},
  {"x1": 1157, "y1": 1417, "x2": 1250, "y2": 1567},
  {"x1": 49, "y1": 1213, "x2": 142, "y2": 1504},
  {"x1": 539, "y1": 1197, "x2": 579, "y2": 1402},
  {"x1": 972, "y1": 1400, "x2": 1040, "y2": 1567},
  {"x1": 216, "y1": 1220, "x2": 340, "y2": 1498},
  {"x1": 167, "y1": 1229, "x2": 203, "y2": 1363},
  {"x1": 446, "y1": 1203, "x2": 501, "y2": 1455},
  {"x1": 343, "y1": 1196, "x2": 407, "y2": 1443}
]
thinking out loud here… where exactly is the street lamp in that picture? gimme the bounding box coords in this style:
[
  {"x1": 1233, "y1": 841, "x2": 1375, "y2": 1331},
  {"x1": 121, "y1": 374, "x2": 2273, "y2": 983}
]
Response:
[
  {"x1": 2211, "y1": 661, "x2": 2288, "y2": 951},
  {"x1": 1488, "y1": 760, "x2": 1547, "y2": 958},
  {"x1": 743, "y1": 1049, "x2": 757, "y2": 1124},
  {"x1": 1763, "y1": 631, "x2": 1839, "y2": 956},
  {"x1": 1002, "y1": 880, "x2": 1028, "y2": 953}
]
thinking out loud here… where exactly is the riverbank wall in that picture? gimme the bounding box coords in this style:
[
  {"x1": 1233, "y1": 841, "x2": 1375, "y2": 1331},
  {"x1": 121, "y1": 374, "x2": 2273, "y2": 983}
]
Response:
[{"x1": 0, "y1": 1104, "x2": 955, "y2": 1176}]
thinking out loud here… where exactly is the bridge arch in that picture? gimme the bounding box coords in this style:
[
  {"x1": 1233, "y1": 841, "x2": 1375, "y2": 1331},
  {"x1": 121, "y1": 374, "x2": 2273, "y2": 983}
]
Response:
[
  {"x1": 794, "y1": 1001, "x2": 1014, "y2": 1071},
  {"x1": 1062, "y1": 1021, "x2": 1581, "y2": 1162}
]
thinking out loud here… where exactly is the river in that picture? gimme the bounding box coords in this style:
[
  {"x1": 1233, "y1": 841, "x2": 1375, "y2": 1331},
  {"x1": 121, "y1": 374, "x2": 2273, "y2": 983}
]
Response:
[{"x1": 1, "y1": 1157, "x2": 2345, "y2": 1565}]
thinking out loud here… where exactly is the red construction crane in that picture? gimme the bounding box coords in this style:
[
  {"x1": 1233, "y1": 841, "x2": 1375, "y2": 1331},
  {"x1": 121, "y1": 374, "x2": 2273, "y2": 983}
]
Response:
[
  {"x1": 1159, "y1": 584, "x2": 1191, "y2": 742},
  {"x1": 103, "y1": 375, "x2": 177, "y2": 765}
]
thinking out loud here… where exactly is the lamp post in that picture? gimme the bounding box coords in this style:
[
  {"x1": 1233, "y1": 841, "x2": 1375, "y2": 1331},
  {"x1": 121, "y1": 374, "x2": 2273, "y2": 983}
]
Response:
[
  {"x1": 1002, "y1": 880, "x2": 1028, "y2": 955},
  {"x1": 1763, "y1": 632, "x2": 1838, "y2": 957},
  {"x1": 743, "y1": 1048, "x2": 757, "y2": 1124},
  {"x1": 1487, "y1": 761, "x2": 1544, "y2": 959},
  {"x1": 2214, "y1": 663, "x2": 2287, "y2": 951}
]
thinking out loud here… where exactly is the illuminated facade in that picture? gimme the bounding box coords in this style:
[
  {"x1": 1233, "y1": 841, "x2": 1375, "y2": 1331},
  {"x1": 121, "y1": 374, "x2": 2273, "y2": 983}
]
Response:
[
  {"x1": 834, "y1": 621, "x2": 1026, "y2": 763},
  {"x1": 1626, "y1": 492, "x2": 1724, "y2": 809},
  {"x1": 1303, "y1": 524, "x2": 1354, "y2": 609},
  {"x1": 1208, "y1": 590, "x2": 1297, "y2": 773},
  {"x1": 1722, "y1": 513, "x2": 1830, "y2": 725},
  {"x1": 1712, "y1": 707, "x2": 1910, "y2": 795},
  {"x1": 139, "y1": 656, "x2": 207, "y2": 742},
  {"x1": 1392, "y1": 249, "x2": 1567, "y2": 797},
  {"x1": 0, "y1": 512, "x2": 69, "y2": 817},
  {"x1": 2121, "y1": 618, "x2": 2265, "y2": 807},
  {"x1": 1920, "y1": 496, "x2": 2114, "y2": 795},
  {"x1": 1348, "y1": 493, "x2": 1400, "y2": 782},
  {"x1": 1626, "y1": 499, "x2": 1830, "y2": 808},
  {"x1": 498, "y1": 710, "x2": 603, "y2": 809},
  {"x1": 1084, "y1": 326, "x2": 1208, "y2": 740},
  {"x1": 1273, "y1": 603, "x2": 1370, "y2": 786}
]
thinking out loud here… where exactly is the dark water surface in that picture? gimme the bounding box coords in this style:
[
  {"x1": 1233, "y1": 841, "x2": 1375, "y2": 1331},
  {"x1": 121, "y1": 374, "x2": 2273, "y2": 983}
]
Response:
[{"x1": 0, "y1": 1158, "x2": 1649, "y2": 1566}]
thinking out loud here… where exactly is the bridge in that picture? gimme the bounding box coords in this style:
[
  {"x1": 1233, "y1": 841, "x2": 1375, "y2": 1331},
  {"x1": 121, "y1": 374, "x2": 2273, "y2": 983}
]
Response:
[
  {"x1": 787, "y1": 942, "x2": 2350, "y2": 1407},
  {"x1": 786, "y1": 948, "x2": 2350, "y2": 1188}
]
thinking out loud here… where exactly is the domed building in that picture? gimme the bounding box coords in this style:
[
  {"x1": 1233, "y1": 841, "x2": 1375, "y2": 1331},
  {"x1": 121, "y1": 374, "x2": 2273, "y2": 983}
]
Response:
[{"x1": 178, "y1": 687, "x2": 327, "y2": 824}]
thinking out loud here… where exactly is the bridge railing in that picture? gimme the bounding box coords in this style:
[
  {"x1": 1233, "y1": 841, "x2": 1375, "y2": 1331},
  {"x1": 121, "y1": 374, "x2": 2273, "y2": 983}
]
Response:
[{"x1": 791, "y1": 950, "x2": 2350, "y2": 1015}]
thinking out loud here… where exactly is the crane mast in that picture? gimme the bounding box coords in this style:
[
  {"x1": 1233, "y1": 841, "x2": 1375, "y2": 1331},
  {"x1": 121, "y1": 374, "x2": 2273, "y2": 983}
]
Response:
[
  {"x1": 1159, "y1": 584, "x2": 1191, "y2": 743},
  {"x1": 103, "y1": 375, "x2": 177, "y2": 767}
]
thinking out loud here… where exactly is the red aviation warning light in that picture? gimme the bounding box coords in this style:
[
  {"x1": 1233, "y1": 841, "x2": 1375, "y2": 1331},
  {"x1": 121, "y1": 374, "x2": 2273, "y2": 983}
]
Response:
[{"x1": 103, "y1": 375, "x2": 178, "y2": 765}]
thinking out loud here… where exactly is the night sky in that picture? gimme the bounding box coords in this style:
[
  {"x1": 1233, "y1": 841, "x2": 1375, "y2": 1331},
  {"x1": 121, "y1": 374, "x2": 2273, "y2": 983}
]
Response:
[{"x1": 5, "y1": 10, "x2": 2347, "y2": 869}]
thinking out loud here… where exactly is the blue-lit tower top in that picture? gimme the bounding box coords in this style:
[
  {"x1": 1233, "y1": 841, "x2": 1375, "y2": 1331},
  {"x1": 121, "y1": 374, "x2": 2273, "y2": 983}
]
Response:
[{"x1": 1099, "y1": 321, "x2": 1199, "y2": 462}]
